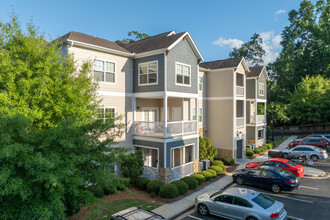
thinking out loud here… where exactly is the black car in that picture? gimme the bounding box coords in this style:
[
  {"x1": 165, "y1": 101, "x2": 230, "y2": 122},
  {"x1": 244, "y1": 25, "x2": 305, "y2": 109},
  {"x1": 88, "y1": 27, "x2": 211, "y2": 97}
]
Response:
[{"x1": 232, "y1": 166, "x2": 300, "y2": 193}]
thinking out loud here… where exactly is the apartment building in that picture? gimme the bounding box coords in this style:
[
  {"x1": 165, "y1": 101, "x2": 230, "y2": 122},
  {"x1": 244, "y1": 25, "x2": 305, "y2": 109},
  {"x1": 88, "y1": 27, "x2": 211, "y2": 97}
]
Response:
[
  {"x1": 200, "y1": 58, "x2": 250, "y2": 159},
  {"x1": 58, "y1": 31, "x2": 203, "y2": 183},
  {"x1": 246, "y1": 66, "x2": 269, "y2": 148}
]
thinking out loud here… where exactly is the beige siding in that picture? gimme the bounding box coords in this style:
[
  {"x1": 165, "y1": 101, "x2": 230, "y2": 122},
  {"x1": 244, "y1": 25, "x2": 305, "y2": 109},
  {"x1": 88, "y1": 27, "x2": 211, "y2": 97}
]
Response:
[
  {"x1": 68, "y1": 45, "x2": 133, "y2": 93},
  {"x1": 236, "y1": 62, "x2": 246, "y2": 74},
  {"x1": 198, "y1": 71, "x2": 206, "y2": 131},
  {"x1": 207, "y1": 69, "x2": 234, "y2": 97}
]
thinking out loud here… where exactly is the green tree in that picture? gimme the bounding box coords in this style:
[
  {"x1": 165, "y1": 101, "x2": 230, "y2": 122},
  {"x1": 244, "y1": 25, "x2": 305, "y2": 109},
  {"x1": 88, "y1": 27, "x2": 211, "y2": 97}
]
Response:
[
  {"x1": 199, "y1": 137, "x2": 217, "y2": 161},
  {"x1": 267, "y1": 102, "x2": 290, "y2": 126},
  {"x1": 119, "y1": 151, "x2": 144, "y2": 184},
  {"x1": 289, "y1": 75, "x2": 330, "y2": 129},
  {"x1": 0, "y1": 16, "x2": 99, "y2": 129},
  {"x1": 229, "y1": 33, "x2": 266, "y2": 65},
  {"x1": 122, "y1": 31, "x2": 150, "y2": 43}
]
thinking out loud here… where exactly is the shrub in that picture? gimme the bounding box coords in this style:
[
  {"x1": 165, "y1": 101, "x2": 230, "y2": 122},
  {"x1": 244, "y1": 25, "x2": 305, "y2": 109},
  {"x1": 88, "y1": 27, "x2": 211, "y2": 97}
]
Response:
[
  {"x1": 146, "y1": 180, "x2": 165, "y2": 194},
  {"x1": 192, "y1": 174, "x2": 206, "y2": 185},
  {"x1": 246, "y1": 150, "x2": 254, "y2": 157},
  {"x1": 254, "y1": 149, "x2": 261, "y2": 154},
  {"x1": 209, "y1": 165, "x2": 223, "y2": 175},
  {"x1": 159, "y1": 184, "x2": 179, "y2": 198},
  {"x1": 222, "y1": 157, "x2": 234, "y2": 165},
  {"x1": 206, "y1": 169, "x2": 217, "y2": 178},
  {"x1": 87, "y1": 185, "x2": 104, "y2": 198},
  {"x1": 119, "y1": 151, "x2": 144, "y2": 184},
  {"x1": 264, "y1": 143, "x2": 273, "y2": 149},
  {"x1": 171, "y1": 180, "x2": 189, "y2": 195},
  {"x1": 199, "y1": 137, "x2": 217, "y2": 161},
  {"x1": 211, "y1": 160, "x2": 224, "y2": 167},
  {"x1": 181, "y1": 176, "x2": 198, "y2": 190},
  {"x1": 199, "y1": 171, "x2": 213, "y2": 181},
  {"x1": 136, "y1": 177, "x2": 150, "y2": 190}
]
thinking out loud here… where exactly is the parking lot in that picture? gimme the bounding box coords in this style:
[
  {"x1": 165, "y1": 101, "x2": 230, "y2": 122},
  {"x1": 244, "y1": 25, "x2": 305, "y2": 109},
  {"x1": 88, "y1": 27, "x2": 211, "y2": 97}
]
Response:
[{"x1": 179, "y1": 158, "x2": 330, "y2": 220}]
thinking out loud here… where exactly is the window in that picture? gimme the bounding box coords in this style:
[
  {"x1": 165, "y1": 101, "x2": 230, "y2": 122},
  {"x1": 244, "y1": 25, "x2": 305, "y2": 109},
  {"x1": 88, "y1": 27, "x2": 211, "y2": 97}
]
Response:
[
  {"x1": 176, "y1": 63, "x2": 191, "y2": 86},
  {"x1": 259, "y1": 83, "x2": 264, "y2": 96},
  {"x1": 199, "y1": 76, "x2": 203, "y2": 91},
  {"x1": 172, "y1": 145, "x2": 193, "y2": 167},
  {"x1": 261, "y1": 170, "x2": 277, "y2": 177},
  {"x1": 258, "y1": 129, "x2": 264, "y2": 140},
  {"x1": 137, "y1": 147, "x2": 158, "y2": 168},
  {"x1": 252, "y1": 193, "x2": 275, "y2": 209},
  {"x1": 233, "y1": 197, "x2": 252, "y2": 208},
  {"x1": 199, "y1": 108, "x2": 203, "y2": 122},
  {"x1": 192, "y1": 108, "x2": 196, "y2": 120},
  {"x1": 97, "y1": 107, "x2": 115, "y2": 126},
  {"x1": 185, "y1": 145, "x2": 193, "y2": 163},
  {"x1": 261, "y1": 161, "x2": 274, "y2": 166},
  {"x1": 139, "y1": 61, "x2": 158, "y2": 85},
  {"x1": 219, "y1": 195, "x2": 234, "y2": 204},
  {"x1": 94, "y1": 59, "x2": 115, "y2": 83},
  {"x1": 248, "y1": 169, "x2": 261, "y2": 176}
]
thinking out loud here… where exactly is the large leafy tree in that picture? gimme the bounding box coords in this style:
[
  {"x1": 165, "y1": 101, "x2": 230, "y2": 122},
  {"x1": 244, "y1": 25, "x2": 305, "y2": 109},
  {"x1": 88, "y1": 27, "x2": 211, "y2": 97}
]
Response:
[
  {"x1": 0, "y1": 16, "x2": 99, "y2": 129},
  {"x1": 289, "y1": 75, "x2": 330, "y2": 128},
  {"x1": 122, "y1": 31, "x2": 150, "y2": 43},
  {"x1": 229, "y1": 33, "x2": 266, "y2": 65}
]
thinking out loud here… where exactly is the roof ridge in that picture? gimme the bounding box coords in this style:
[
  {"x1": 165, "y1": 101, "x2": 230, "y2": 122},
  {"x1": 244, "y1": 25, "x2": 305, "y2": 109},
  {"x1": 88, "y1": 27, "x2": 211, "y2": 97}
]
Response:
[
  {"x1": 125, "y1": 30, "x2": 174, "y2": 44},
  {"x1": 201, "y1": 57, "x2": 243, "y2": 64}
]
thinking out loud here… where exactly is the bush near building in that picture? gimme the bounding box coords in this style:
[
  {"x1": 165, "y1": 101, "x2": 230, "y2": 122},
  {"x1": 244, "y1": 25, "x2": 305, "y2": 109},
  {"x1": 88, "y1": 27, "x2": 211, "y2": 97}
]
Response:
[
  {"x1": 206, "y1": 169, "x2": 217, "y2": 178},
  {"x1": 136, "y1": 177, "x2": 150, "y2": 190},
  {"x1": 170, "y1": 180, "x2": 189, "y2": 195},
  {"x1": 159, "y1": 184, "x2": 179, "y2": 198},
  {"x1": 146, "y1": 180, "x2": 165, "y2": 194},
  {"x1": 209, "y1": 165, "x2": 224, "y2": 175},
  {"x1": 192, "y1": 174, "x2": 206, "y2": 185},
  {"x1": 181, "y1": 176, "x2": 198, "y2": 190}
]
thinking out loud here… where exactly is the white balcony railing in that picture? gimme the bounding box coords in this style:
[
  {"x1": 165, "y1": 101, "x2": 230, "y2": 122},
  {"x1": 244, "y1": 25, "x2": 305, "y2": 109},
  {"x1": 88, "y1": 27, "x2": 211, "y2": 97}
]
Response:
[
  {"x1": 167, "y1": 120, "x2": 197, "y2": 137},
  {"x1": 236, "y1": 117, "x2": 244, "y2": 128},
  {"x1": 257, "y1": 139, "x2": 264, "y2": 147},
  {"x1": 171, "y1": 162, "x2": 194, "y2": 181},
  {"x1": 134, "y1": 120, "x2": 197, "y2": 137},
  {"x1": 236, "y1": 86, "x2": 244, "y2": 96},
  {"x1": 257, "y1": 115, "x2": 266, "y2": 124}
]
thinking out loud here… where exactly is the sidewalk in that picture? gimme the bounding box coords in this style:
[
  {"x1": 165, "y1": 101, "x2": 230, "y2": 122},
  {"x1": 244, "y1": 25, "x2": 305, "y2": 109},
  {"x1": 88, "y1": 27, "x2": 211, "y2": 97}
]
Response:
[{"x1": 153, "y1": 136, "x2": 298, "y2": 219}]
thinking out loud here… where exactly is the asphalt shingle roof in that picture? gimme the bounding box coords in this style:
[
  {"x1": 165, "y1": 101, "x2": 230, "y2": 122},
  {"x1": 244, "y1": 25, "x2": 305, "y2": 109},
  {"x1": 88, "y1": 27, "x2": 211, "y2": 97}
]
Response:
[
  {"x1": 200, "y1": 57, "x2": 243, "y2": 70},
  {"x1": 247, "y1": 66, "x2": 264, "y2": 77}
]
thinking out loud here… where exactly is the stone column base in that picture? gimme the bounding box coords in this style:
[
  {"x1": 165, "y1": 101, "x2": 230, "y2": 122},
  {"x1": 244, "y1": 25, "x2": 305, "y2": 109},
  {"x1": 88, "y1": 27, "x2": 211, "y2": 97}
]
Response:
[
  {"x1": 158, "y1": 167, "x2": 172, "y2": 183},
  {"x1": 194, "y1": 158, "x2": 199, "y2": 173}
]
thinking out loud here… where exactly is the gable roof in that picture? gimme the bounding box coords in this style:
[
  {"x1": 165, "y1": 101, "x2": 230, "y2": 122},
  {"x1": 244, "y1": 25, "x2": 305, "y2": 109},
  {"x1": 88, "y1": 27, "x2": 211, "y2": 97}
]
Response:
[
  {"x1": 200, "y1": 57, "x2": 249, "y2": 71},
  {"x1": 247, "y1": 66, "x2": 269, "y2": 81},
  {"x1": 56, "y1": 31, "x2": 131, "y2": 53}
]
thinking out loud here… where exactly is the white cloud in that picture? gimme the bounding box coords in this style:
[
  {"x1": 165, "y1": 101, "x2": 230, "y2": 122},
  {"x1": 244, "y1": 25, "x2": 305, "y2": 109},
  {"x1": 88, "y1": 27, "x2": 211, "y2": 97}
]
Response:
[
  {"x1": 213, "y1": 37, "x2": 244, "y2": 49},
  {"x1": 275, "y1": 9, "x2": 286, "y2": 16}
]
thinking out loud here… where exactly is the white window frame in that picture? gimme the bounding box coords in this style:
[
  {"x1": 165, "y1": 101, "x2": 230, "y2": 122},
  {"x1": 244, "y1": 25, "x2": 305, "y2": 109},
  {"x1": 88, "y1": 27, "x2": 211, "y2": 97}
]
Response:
[
  {"x1": 199, "y1": 107, "x2": 203, "y2": 123},
  {"x1": 259, "y1": 83, "x2": 264, "y2": 96},
  {"x1": 97, "y1": 106, "x2": 116, "y2": 125},
  {"x1": 199, "y1": 76, "x2": 203, "y2": 91},
  {"x1": 175, "y1": 62, "x2": 191, "y2": 87},
  {"x1": 138, "y1": 60, "x2": 158, "y2": 86},
  {"x1": 171, "y1": 144, "x2": 195, "y2": 168},
  {"x1": 191, "y1": 107, "x2": 196, "y2": 120},
  {"x1": 258, "y1": 128, "x2": 264, "y2": 140},
  {"x1": 93, "y1": 59, "x2": 116, "y2": 84},
  {"x1": 136, "y1": 146, "x2": 159, "y2": 168}
]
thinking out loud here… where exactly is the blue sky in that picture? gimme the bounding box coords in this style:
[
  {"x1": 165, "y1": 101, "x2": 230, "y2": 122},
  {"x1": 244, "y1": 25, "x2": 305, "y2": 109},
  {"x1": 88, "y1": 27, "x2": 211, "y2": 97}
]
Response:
[{"x1": 0, "y1": 0, "x2": 314, "y2": 64}]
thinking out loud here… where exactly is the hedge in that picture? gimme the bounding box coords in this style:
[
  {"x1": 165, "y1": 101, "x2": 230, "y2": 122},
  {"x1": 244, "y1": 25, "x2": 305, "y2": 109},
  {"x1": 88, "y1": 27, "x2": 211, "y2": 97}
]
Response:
[
  {"x1": 222, "y1": 158, "x2": 234, "y2": 165},
  {"x1": 181, "y1": 176, "x2": 198, "y2": 190},
  {"x1": 146, "y1": 180, "x2": 165, "y2": 194},
  {"x1": 209, "y1": 165, "x2": 223, "y2": 175},
  {"x1": 211, "y1": 160, "x2": 224, "y2": 167},
  {"x1": 199, "y1": 171, "x2": 213, "y2": 181},
  {"x1": 192, "y1": 174, "x2": 205, "y2": 185},
  {"x1": 136, "y1": 177, "x2": 150, "y2": 190},
  {"x1": 254, "y1": 149, "x2": 261, "y2": 154},
  {"x1": 246, "y1": 150, "x2": 254, "y2": 157},
  {"x1": 159, "y1": 184, "x2": 179, "y2": 198},
  {"x1": 87, "y1": 185, "x2": 104, "y2": 198},
  {"x1": 206, "y1": 169, "x2": 217, "y2": 178},
  {"x1": 171, "y1": 180, "x2": 189, "y2": 195}
]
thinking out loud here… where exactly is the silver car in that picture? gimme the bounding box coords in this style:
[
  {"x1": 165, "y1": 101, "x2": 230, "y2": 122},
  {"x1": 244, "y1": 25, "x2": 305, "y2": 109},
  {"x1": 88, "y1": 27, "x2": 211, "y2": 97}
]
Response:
[
  {"x1": 195, "y1": 187, "x2": 287, "y2": 220},
  {"x1": 282, "y1": 145, "x2": 328, "y2": 162}
]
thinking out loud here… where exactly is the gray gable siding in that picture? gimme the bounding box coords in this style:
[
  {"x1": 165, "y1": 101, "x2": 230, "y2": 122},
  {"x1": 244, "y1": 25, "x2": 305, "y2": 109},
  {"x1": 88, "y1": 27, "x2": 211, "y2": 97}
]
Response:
[
  {"x1": 133, "y1": 53, "x2": 165, "y2": 93},
  {"x1": 257, "y1": 70, "x2": 267, "y2": 100},
  {"x1": 133, "y1": 139, "x2": 165, "y2": 167},
  {"x1": 165, "y1": 137, "x2": 198, "y2": 167},
  {"x1": 246, "y1": 79, "x2": 256, "y2": 99},
  {"x1": 166, "y1": 40, "x2": 198, "y2": 94},
  {"x1": 246, "y1": 101, "x2": 250, "y2": 124}
]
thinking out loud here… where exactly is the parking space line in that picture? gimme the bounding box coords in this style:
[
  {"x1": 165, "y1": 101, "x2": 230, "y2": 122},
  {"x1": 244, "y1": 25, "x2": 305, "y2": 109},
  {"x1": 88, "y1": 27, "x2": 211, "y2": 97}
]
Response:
[
  {"x1": 287, "y1": 216, "x2": 304, "y2": 220},
  {"x1": 299, "y1": 186, "x2": 319, "y2": 190},
  {"x1": 262, "y1": 192, "x2": 314, "y2": 204},
  {"x1": 188, "y1": 215, "x2": 204, "y2": 220}
]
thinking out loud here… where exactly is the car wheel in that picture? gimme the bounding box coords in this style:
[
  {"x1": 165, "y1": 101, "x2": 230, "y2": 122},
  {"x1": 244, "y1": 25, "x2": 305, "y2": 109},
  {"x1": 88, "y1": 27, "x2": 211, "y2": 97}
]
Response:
[
  {"x1": 246, "y1": 217, "x2": 258, "y2": 220},
  {"x1": 235, "y1": 176, "x2": 244, "y2": 185},
  {"x1": 198, "y1": 204, "x2": 209, "y2": 216},
  {"x1": 311, "y1": 155, "x2": 319, "y2": 162},
  {"x1": 271, "y1": 183, "x2": 281, "y2": 193}
]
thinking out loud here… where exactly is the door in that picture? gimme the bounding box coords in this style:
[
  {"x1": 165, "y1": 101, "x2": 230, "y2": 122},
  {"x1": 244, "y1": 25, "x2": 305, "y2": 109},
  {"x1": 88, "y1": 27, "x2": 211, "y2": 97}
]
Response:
[
  {"x1": 259, "y1": 170, "x2": 277, "y2": 189},
  {"x1": 172, "y1": 107, "x2": 182, "y2": 121},
  {"x1": 236, "y1": 140, "x2": 243, "y2": 159},
  {"x1": 213, "y1": 195, "x2": 234, "y2": 218},
  {"x1": 142, "y1": 107, "x2": 158, "y2": 131}
]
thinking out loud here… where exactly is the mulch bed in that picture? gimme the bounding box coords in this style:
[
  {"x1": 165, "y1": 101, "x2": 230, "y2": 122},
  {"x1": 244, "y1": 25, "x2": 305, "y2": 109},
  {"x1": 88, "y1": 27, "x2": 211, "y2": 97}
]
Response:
[{"x1": 69, "y1": 164, "x2": 239, "y2": 220}]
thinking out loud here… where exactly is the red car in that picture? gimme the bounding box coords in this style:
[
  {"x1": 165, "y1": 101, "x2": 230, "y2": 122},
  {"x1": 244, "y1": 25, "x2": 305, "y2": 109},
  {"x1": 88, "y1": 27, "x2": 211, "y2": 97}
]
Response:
[
  {"x1": 288, "y1": 137, "x2": 328, "y2": 149},
  {"x1": 245, "y1": 158, "x2": 304, "y2": 178}
]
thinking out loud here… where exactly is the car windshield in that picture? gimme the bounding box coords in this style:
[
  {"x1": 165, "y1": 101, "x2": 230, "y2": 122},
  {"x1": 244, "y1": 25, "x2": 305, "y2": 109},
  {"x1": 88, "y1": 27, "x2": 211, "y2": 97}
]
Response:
[
  {"x1": 210, "y1": 190, "x2": 224, "y2": 199},
  {"x1": 278, "y1": 169, "x2": 295, "y2": 177},
  {"x1": 252, "y1": 193, "x2": 275, "y2": 209},
  {"x1": 286, "y1": 160, "x2": 297, "y2": 167}
]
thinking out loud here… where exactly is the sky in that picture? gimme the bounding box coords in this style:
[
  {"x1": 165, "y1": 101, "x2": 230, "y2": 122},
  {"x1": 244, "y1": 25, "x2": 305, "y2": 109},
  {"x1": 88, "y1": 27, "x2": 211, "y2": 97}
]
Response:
[{"x1": 0, "y1": 0, "x2": 315, "y2": 65}]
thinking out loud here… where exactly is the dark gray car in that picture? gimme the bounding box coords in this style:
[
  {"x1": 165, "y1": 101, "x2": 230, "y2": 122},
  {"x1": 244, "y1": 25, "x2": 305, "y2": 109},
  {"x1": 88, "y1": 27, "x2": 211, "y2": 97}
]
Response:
[{"x1": 282, "y1": 145, "x2": 328, "y2": 162}]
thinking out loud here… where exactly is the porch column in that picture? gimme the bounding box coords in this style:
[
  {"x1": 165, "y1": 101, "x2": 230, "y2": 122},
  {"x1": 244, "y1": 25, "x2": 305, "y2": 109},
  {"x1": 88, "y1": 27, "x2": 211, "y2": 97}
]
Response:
[
  {"x1": 163, "y1": 96, "x2": 168, "y2": 138},
  {"x1": 132, "y1": 97, "x2": 136, "y2": 135},
  {"x1": 196, "y1": 97, "x2": 198, "y2": 133}
]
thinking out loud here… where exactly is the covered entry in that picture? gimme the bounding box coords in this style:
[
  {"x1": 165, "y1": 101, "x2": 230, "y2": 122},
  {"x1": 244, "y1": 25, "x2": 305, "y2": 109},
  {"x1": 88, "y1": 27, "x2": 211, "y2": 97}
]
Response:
[{"x1": 236, "y1": 139, "x2": 244, "y2": 159}]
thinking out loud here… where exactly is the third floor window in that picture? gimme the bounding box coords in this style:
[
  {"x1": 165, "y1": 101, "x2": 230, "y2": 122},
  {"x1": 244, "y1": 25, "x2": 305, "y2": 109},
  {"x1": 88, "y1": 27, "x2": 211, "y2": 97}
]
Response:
[
  {"x1": 139, "y1": 61, "x2": 158, "y2": 85},
  {"x1": 94, "y1": 59, "x2": 115, "y2": 83},
  {"x1": 176, "y1": 62, "x2": 191, "y2": 86},
  {"x1": 259, "y1": 83, "x2": 264, "y2": 96}
]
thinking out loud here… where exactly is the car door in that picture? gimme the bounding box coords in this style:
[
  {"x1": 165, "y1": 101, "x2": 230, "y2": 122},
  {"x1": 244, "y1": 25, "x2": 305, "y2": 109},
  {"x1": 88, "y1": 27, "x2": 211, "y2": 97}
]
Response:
[
  {"x1": 231, "y1": 196, "x2": 253, "y2": 219},
  {"x1": 244, "y1": 169, "x2": 262, "y2": 186},
  {"x1": 213, "y1": 195, "x2": 234, "y2": 219},
  {"x1": 259, "y1": 170, "x2": 277, "y2": 188},
  {"x1": 290, "y1": 147, "x2": 303, "y2": 157}
]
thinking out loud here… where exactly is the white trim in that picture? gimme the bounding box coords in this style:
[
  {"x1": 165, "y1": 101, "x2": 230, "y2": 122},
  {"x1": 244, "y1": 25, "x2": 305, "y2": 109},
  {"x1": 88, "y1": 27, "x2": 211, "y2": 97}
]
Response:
[
  {"x1": 175, "y1": 62, "x2": 192, "y2": 87},
  {"x1": 232, "y1": 69, "x2": 236, "y2": 159},
  {"x1": 235, "y1": 97, "x2": 245, "y2": 101},
  {"x1": 138, "y1": 60, "x2": 159, "y2": 86},
  {"x1": 198, "y1": 75, "x2": 203, "y2": 91},
  {"x1": 207, "y1": 67, "x2": 234, "y2": 73},
  {"x1": 170, "y1": 143, "x2": 195, "y2": 168},
  {"x1": 166, "y1": 91, "x2": 198, "y2": 98},
  {"x1": 258, "y1": 82, "x2": 265, "y2": 96},
  {"x1": 141, "y1": 107, "x2": 159, "y2": 122},
  {"x1": 256, "y1": 99, "x2": 267, "y2": 103},
  {"x1": 97, "y1": 91, "x2": 133, "y2": 97},
  {"x1": 93, "y1": 58, "x2": 117, "y2": 84},
  {"x1": 133, "y1": 136, "x2": 165, "y2": 143},
  {"x1": 167, "y1": 31, "x2": 176, "y2": 36},
  {"x1": 200, "y1": 96, "x2": 233, "y2": 101},
  {"x1": 97, "y1": 106, "x2": 116, "y2": 123},
  {"x1": 132, "y1": 134, "x2": 199, "y2": 143},
  {"x1": 168, "y1": 32, "x2": 188, "y2": 50},
  {"x1": 134, "y1": 49, "x2": 166, "y2": 59},
  {"x1": 134, "y1": 91, "x2": 165, "y2": 98},
  {"x1": 135, "y1": 145, "x2": 160, "y2": 168}
]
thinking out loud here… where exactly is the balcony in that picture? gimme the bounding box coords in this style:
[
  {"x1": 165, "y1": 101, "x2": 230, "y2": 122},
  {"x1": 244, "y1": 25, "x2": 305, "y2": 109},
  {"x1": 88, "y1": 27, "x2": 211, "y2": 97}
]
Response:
[
  {"x1": 236, "y1": 117, "x2": 244, "y2": 128},
  {"x1": 257, "y1": 115, "x2": 266, "y2": 124},
  {"x1": 171, "y1": 162, "x2": 194, "y2": 181},
  {"x1": 134, "y1": 120, "x2": 197, "y2": 137},
  {"x1": 236, "y1": 86, "x2": 244, "y2": 96}
]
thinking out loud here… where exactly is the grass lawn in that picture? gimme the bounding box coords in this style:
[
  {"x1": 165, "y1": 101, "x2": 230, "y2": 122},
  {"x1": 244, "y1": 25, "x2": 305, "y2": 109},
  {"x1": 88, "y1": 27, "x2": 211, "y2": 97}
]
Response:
[{"x1": 88, "y1": 199, "x2": 160, "y2": 220}]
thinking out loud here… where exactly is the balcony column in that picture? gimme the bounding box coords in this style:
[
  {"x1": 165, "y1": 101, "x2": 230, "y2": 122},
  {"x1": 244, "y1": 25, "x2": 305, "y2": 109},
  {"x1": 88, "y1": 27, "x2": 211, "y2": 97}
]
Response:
[
  {"x1": 132, "y1": 97, "x2": 136, "y2": 135},
  {"x1": 163, "y1": 96, "x2": 168, "y2": 138},
  {"x1": 196, "y1": 97, "x2": 198, "y2": 134}
]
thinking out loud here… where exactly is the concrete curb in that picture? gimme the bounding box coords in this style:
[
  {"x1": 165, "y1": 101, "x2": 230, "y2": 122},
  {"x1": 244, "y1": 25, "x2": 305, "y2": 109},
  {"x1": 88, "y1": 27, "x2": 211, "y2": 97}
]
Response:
[
  {"x1": 304, "y1": 172, "x2": 327, "y2": 177},
  {"x1": 168, "y1": 179, "x2": 235, "y2": 220}
]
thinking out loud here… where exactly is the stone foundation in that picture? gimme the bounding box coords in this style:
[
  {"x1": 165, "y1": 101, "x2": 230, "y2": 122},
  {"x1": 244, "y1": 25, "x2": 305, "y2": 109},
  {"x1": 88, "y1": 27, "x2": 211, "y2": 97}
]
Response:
[
  {"x1": 158, "y1": 167, "x2": 171, "y2": 183},
  {"x1": 194, "y1": 158, "x2": 199, "y2": 173},
  {"x1": 199, "y1": 128, "x2": 203, "y2": 137}
]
